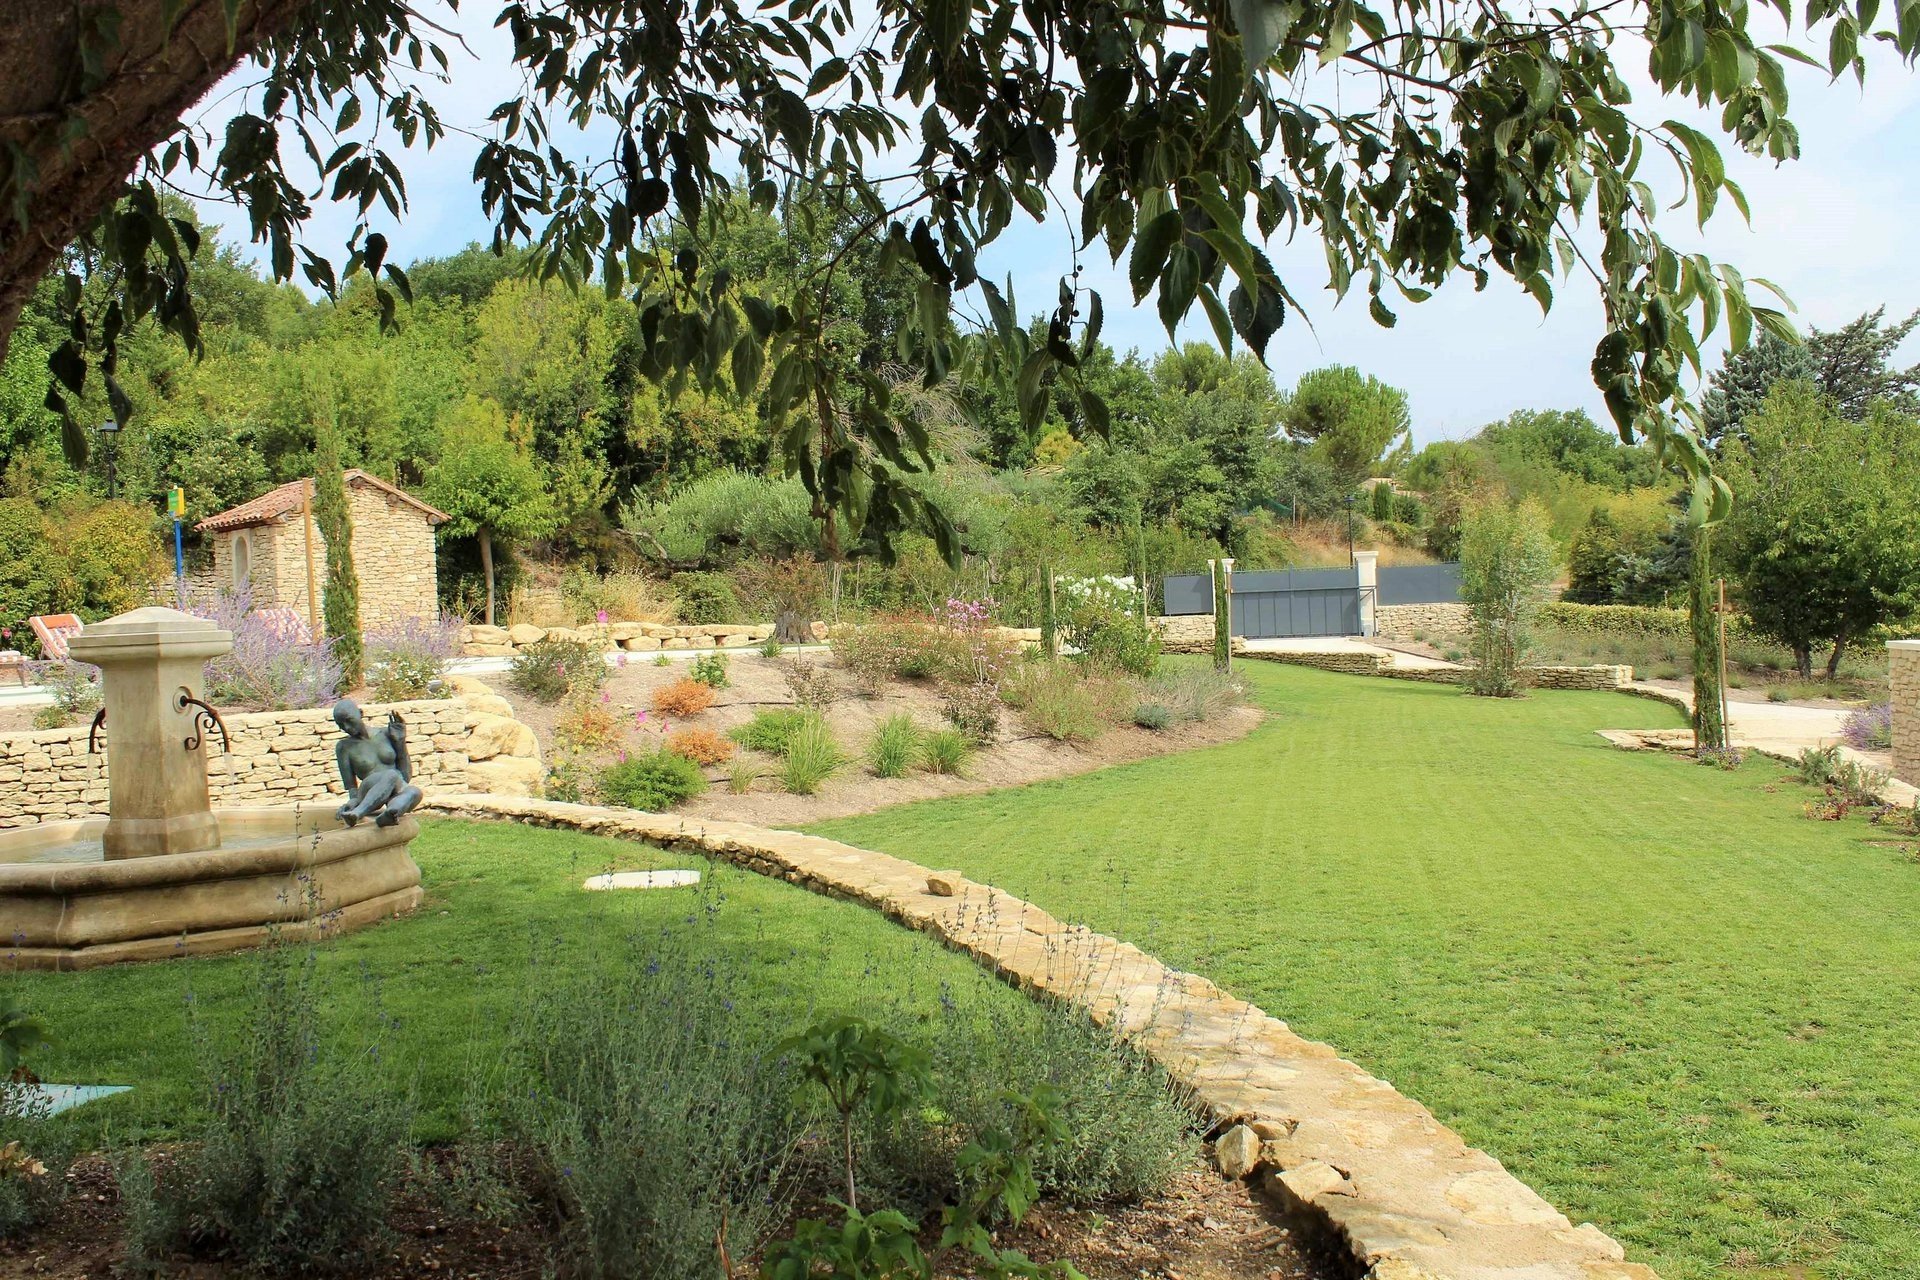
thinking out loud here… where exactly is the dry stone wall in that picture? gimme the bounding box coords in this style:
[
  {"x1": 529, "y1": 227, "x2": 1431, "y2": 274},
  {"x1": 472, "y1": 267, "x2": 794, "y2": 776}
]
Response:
[
  {"x1": 0, "y1": 679, "x2": 542, "y2": 827},
  {"x1": 1891, "y1": 641, "x2": 1920, "y2": 784},
  {"x1": 1375, "y1": 601, "x2": 1471, "y2": 641},
  {"x1": 1154, "y1": 614, "x2": 1215, "y2": 653},
  {"x1": 462, "y1": 620, "x2": 785, "y2": 657},
  {"x1": 1241, "y1": 648, "x2": 1632, "y2": 689}
]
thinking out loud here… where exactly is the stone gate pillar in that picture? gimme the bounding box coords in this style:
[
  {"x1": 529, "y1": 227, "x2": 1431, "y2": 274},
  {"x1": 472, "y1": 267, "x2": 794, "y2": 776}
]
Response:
[
  {"x1": 1354, "y1": 550, "x2": 1379, "y2": 637},
  {"x1": 1890, "y1": 640, "x2": 1920, "y2": 784}
]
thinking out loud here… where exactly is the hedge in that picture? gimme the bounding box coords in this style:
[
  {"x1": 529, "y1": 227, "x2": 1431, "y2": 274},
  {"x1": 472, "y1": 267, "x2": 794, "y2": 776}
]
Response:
[{"x1": 1537, "y1": 601, "x2": 1757, "y2": 644}]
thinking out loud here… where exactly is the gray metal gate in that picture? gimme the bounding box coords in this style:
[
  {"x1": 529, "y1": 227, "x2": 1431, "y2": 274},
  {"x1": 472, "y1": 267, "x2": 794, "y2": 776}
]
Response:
[
  {"x1": 1229, "y1": 568, "x2": 1361, "y2": 637},
  {"x1": 1161, "y1": 567, "x2": 1363, "y2": 638}
]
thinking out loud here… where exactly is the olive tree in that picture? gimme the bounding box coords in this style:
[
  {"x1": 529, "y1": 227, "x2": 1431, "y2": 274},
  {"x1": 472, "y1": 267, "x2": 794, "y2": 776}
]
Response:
[{"x1": 3, "y1": 0, "x2": 1915, "y2": 555}]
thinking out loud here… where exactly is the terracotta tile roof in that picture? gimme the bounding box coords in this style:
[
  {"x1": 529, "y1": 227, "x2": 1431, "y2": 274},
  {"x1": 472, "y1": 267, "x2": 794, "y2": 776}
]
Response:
[{"x1": 195, "y1": 469, "x2": 449, "y2": 532}]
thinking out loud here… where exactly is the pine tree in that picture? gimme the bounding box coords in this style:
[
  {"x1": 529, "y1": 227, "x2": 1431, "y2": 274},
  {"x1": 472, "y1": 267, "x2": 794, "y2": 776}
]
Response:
[{"x1": 312, "y1": 415, "x2": 362, "y2": 688}]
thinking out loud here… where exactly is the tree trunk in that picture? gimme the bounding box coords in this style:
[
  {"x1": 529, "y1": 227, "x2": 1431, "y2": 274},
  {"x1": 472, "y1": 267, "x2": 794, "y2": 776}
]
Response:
[
  {"x1": 1794, "y1": 645, "x2": 1813, "y2": 680},
  {"x1": 1688, "y1": 523, "x2": 1726, "y2": 751},
  {"x1": 479, "y1": 528, "x2": 496, "y2": 627},
  {"x1": 1826, "y1": 635, "x2": 1848, "y2": 680},
  {"x1": 773, "y1": 608, "x2": 808, "y2": 644},
  {"x1": 0, "y1": 1, "x2": 313, "y2": 356}
]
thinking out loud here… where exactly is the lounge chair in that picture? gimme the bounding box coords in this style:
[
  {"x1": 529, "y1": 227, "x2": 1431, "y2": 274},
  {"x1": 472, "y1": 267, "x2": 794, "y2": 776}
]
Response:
[{"x1": 28, "y1": 614, "x2": 84, "y2": 663}]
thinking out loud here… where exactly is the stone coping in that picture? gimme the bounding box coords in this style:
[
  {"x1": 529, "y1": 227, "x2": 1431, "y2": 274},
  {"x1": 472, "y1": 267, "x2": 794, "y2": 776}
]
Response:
[{"x1": 421, "y1": 793, "x2": 1656, "y2": 1280}]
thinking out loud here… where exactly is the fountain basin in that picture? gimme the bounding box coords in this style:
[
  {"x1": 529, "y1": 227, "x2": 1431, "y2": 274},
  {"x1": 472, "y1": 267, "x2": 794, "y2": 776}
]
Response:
[{"x1": 0, "y1": 806, "x2": 423, "y2": 970}]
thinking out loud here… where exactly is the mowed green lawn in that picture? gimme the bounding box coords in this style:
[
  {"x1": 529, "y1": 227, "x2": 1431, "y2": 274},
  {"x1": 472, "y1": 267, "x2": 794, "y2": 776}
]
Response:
[
  {"x1": 8, "y1": 822, "x2": 1040, "y2": 1144},
  {"x1": 813, "y1": 662, "x2": 1920, "y2": 1280}
]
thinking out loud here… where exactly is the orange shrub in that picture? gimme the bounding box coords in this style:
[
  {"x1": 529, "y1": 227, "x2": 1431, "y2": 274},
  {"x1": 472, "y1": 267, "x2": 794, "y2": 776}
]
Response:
[
  {"x1": 653, "y1": 676, "x2": 716, "y2": 716},
  {"x1": 665, "y1": 726, "x2": 734, "y2": 765}
]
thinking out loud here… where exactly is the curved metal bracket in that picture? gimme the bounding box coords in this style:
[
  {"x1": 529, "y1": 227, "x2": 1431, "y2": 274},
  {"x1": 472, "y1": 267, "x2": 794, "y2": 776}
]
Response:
[
  {"x1": 176, "y1": 693, "x2": 230, "y2": 753},
  {"x1": 87, "y1": 708, "x2": 106, "y2": 755}
]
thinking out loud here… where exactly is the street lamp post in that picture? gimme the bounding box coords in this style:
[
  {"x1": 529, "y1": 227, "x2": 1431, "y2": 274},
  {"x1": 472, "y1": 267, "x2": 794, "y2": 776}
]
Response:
[{"x1": 98, "y1": 419, "x2": 121, "y2": 499}]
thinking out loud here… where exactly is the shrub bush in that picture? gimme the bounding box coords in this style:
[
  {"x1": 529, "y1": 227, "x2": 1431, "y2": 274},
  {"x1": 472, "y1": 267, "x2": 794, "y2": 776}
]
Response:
[
  {"x1": 1132, "y1": 702, "x2": 1172, "y2": 730},
  {"x1": 779, "y1": 717, "x2": 845, "y2": 795},
  {"x1": 1842, "y1": 701, "x2": 1894, "y2": 752},
  {"x1": 727, "y1": 755, "x2": 767, "y2": 794},
  {"x1": 562, "y1": 570, "x2": 677, "y2": 624},
  {"x1": 190, "y1": 591, "x2": 344, "y2": 711},
  {"x1": 364, "y1": 616, "x2": 462, "y2": 700},
  {"x1": 1005, "y1": 664, "x2": 1107, "y2": 744},
  {"x1": 1059, "y1": 578, "x2": 1160, "y2": 677},
  {"x1": 510, "y1": 636, "x2": 608, "y2": 703},
  {"x1": 939, "y1": 680, "x2": 1001, "y2": 744},
  {"x1": 670, "y1": 571, "x2": 741, "y2": 625},
  {"x1": 690, "y1": 651, "x2": 730, "y2": 689},
  {"x1": 1144, "y1": 667, "x2": 1248, "y2": 723},
  {"x1": 665, "y1": 726, "x2": 734, "y2": 766},
  {"x1": 866, "y1": 714, "x2": 924, "y2": 779},
  {"x1": 29, "y1": 660, "x2": 100, "y2": 728},
  {"x1": 918, "y1": 728, "x2": 972, "y2": 775},
  {"x1": 599, "y1": 750, "x2": 708, "y2": 810},
  {"x1": 652, "y1": 676, "x2": 716, "y2": 717},
  {"x1": 730, "y1": 708, "x2": 816, "y2": 754},
  {"x1": 505, "y1": 939, "x2": 801, "y2": 1280},
  {"x1": 137, "y1": 945, "x2": 413, "y2": 1274},
  {"x1": 864, "y1": 996, "x2": 1194, "y2": 1213},
  {"x1": 1536, "y1": 600, "x2": 1759, "y2": 644},
  {"x1": 781, "y1": 658, "x2": 838, "y2": 709}
]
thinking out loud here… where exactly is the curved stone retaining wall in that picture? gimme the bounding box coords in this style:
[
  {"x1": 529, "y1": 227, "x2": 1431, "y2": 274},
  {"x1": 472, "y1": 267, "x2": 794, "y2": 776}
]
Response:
[{"x1": 422, "y1": 794, "x2": 1658, "y2": 1280}]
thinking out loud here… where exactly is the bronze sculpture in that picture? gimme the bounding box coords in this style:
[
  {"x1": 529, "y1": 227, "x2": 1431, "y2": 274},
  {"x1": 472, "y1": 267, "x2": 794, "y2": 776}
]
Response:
[{"x1": 332, "y1": 699, "x2": 422, "y2": 827}]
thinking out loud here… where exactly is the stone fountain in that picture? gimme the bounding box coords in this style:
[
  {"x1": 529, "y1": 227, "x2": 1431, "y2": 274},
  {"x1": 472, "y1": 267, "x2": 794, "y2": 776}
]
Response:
[{"x1": 0, "y1": 608, "x2": 423, "y2": 970}]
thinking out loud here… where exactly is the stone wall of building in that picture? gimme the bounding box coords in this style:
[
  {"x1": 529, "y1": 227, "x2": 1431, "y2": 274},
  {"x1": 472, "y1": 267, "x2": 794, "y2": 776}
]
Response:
[
  {"x1": 1375, "y1": 601, "x2": 1471, "y2": 641},
  {"x1": 1891, "y1": 641, "x2": 1920, "y2": 783},
  {"x1": 209, "y1": 484, "x2": 439, "y2": 631},
  {"x1": 0, "y1": 679, "x2": 542, "y2": 828}
]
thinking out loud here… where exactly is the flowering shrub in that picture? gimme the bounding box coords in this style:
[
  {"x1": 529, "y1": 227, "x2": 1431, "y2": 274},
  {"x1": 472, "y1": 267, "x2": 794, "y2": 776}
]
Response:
[
  {"x1": 1842, "y1": 701, "x2": 1894, "y2": 752},
  {"x1": 653, "y1": 677, "x2": 716, "y2": 717},
  {"x1": 940, "y1": 680, "x2": 1001, "y2": 744},
  {"x1": 364, "y1": 616, "x2": 462, "y2": 701},
  {"x1": 1057, "y1": 578, "x2": 1159, "y2": 677},
  {"x1": 187, "y1": 590, "x2": 343, "y2": 711},
  {"x1": 665, "y1": 726, "x2": 734, "y2": 765},
  {"x1": 510, "y1": 637, "x2": 608, "y2": 703}
]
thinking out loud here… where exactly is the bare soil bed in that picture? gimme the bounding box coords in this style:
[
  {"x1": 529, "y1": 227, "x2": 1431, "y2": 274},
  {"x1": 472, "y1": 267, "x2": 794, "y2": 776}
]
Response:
[
  {"x1": 498, "y1": 652, "x2": 1262, "y2": 826},
  {"x1": 0, "y1": 1154, "x2": 1345, "y2": 1280}
]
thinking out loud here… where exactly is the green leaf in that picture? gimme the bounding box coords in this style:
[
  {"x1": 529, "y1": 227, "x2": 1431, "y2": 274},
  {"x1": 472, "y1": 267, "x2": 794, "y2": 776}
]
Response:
[
  {"x1": 1229, "y1": 0, "x2": 1301, "y2": 72},
  {"x1": 1129, "y1": 211, "x2": 1183, "y2": 304},
  {"x1": 1157, "y1": 244, "x2": 1201, "y2": 336}
]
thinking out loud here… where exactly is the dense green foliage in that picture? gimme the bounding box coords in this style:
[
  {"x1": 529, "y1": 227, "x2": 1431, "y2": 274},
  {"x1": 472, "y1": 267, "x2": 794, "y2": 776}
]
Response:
[
  {"x1": 817, "y1": 662, "x2": 1920, "y2": 1280},
  {"x1": 1721, "y1": 382, "x2": 1920, "y2": 677},
  {"x1": 11, "y1": 0, "x2": 1912, "y2": 567},
  {"x1": 599, "y1": 749, "x2": 709, "y2": 810}
]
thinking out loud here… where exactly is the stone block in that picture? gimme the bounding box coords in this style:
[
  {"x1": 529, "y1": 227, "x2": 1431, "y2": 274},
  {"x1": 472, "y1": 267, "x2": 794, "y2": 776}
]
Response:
[
  {"x1": 464, "y1": 756, "x2": 545, "y2": 797},
  {"x1": 467, "y1": 715, "x2": 540, "y2": 762},
  {"x1": 623, "y1": 636, "x2": 661, "y2": 652},
  {"x1": 1214, "y1": 1124, "x2": 1263, "y2": 1180},
  {"x1": 508, "y1": 623, "x2": 546, "y2": 646}
]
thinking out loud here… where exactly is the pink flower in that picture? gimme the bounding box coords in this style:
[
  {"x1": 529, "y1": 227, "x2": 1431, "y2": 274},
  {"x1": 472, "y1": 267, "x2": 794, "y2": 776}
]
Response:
[
  {"x1": 600, "y1": 690, "x2": 610, "y2": 704},
  {"x1": 635, "y1": 709, "x2": 648, "y2": 726},
  {"x1": 596, "y1": 609, "x2": 609, "y2": 624}
]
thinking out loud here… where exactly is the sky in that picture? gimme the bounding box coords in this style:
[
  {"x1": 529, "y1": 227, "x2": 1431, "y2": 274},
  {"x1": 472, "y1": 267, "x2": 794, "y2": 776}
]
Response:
[{"x1": 185, "y1": 7, "x2": 1920, "y2": 447}]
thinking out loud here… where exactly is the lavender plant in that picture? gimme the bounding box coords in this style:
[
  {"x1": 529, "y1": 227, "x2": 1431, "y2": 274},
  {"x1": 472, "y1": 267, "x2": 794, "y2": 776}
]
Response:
[
  {"x1": 1842, "y1": 702, "x2": 1894, "y2": 753},
  {"x1": 364, "y1": 615, "x2": 463, "y2": 701},
  {"x1": 187, "y1": 590, "x2": 343, "y2": 711}
]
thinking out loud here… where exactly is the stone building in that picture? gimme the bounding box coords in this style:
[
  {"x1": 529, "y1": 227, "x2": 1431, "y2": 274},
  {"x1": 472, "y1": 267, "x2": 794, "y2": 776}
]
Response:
[{"x1": 196, "y1": 471, "x2": 448, "y2": 630}]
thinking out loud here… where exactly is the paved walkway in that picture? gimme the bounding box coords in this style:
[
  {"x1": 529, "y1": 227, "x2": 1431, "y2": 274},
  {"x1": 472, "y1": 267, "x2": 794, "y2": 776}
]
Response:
[{"x1": 1615, "y1": 683, "x2": 1914, "y2": 803}]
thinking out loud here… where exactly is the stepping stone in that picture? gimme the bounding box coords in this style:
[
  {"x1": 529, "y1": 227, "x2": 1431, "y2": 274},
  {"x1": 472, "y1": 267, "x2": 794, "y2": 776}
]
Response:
[{"x1": 582, "y1": 869, "x2": 701, "y2": 891}]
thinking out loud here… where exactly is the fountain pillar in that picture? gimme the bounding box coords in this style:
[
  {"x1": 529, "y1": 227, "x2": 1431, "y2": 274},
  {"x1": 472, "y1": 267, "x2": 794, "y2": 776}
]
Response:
[{"x1": 67, "y1": 607, "x2": 233, "y2": 860}]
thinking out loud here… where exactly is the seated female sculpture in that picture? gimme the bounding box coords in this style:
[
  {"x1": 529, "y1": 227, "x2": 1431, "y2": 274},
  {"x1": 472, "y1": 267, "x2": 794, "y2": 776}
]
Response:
[{"x1": 332, "y1": 699, "x2": 422, "y2": 827}]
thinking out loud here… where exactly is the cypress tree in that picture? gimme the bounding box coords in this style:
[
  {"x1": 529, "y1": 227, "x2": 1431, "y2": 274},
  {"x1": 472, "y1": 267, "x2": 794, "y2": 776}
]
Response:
[
  {"x1": 1212, "y1": 560, "x2": 1232, "y2": 671},
  {"x1": 312, "y1": 415, "x2": 363, "y2": 688}
]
